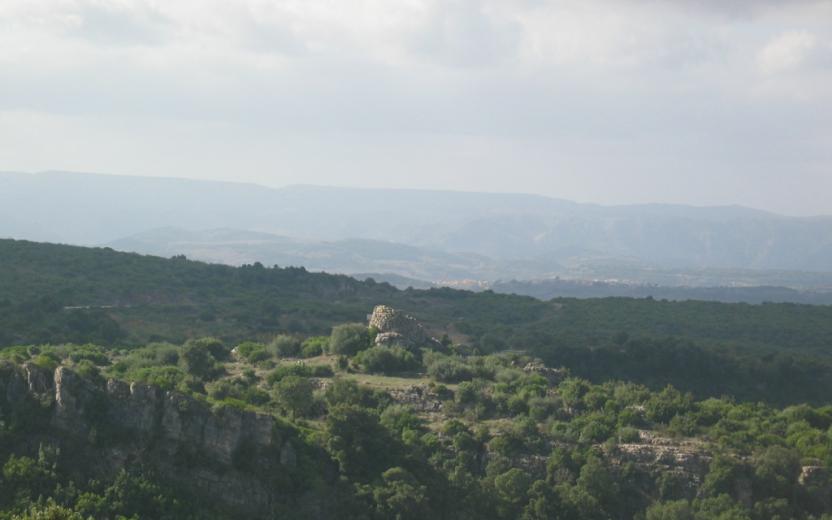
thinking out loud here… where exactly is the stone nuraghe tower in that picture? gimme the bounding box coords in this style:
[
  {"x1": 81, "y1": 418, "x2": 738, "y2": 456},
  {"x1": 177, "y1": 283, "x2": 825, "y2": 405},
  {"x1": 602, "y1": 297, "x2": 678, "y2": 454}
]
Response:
[{"x1": 368, "y1": 305, "x2": 442, "y2": 351}]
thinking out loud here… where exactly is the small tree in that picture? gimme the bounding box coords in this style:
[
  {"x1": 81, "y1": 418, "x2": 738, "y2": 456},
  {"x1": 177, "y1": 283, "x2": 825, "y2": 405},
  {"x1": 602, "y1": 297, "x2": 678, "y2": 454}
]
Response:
[
  {"x1": 323, "y1": 378, "x2": 377, "y2": 409},
  {"x1": 373, "y1": 467, "x2": 432, "y2": 520},
  {"x1": 753, "y1": 446, "x2": 800, "y2": 499},
  {"x1": 494, "y1": 468, "x2": 532, "y2": 511},
  {"x1": 353, "y1": 346, "x2": 417, "y2": 375},
  {"x1": 180, "y1": 343, "x2": 217, "y2": 380},
  {"x1": 274, "y1": 375, "x2": 315, "y2": 418},
  {"x1": 325, "y1": 404, "x2": 397, "y2": 478},
  {"x1": 184, "y1": 337, "x2": 228, "y2": 361},
  {"x1": 300, "y1": 336, "x2": 329, "y2": 358},
  {"x1": 270, "y1": 335, "x2": 302, "y2": 357},
  {"x1": 235, "y1": 342, "x2": 270, "y2": 363},
  {"x1": 329, "y1": 324, "x2": 371, "y2": 356}
]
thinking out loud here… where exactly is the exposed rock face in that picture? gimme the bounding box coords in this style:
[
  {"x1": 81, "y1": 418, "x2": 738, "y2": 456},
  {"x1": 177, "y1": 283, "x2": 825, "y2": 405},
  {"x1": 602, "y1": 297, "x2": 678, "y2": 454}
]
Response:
[
  {"x1": 24, "y1": 363, "x2": 53, "y2": 395},
  {"x1": 605, "y1": 431, "x2": 711, "y2": 499},
  {"x1": 1, "y1": 362, "x2": 33, "y2": 411},
  {"x1": 368, "y1": 305, "x2": 442, "y2": 350},
  {"x1": 0, "y1": 362, "x2": 333, "y2": 518},
  {"x1": 387, "y1": 385, "x2": 445, "y2": 413},
  {"x1": 53, "y1": 366, "x2": 102, "y2": 433},
  {"x1": 801, "y1": 465, "x2": 830, "y2": 486}
]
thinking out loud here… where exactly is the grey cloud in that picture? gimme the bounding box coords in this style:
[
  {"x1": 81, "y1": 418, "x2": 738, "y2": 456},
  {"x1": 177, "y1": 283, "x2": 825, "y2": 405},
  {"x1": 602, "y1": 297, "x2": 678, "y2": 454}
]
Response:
[
  {"x1": 408, "y1": 0, "x2": 525, "y2": 66},
  {"x1": 65, "y1": 1, "x2": 174, "y2": 47},
  {"x1": 631, "y1": 0, "x2": 831, "y2": 19},
  {"x1": 0, "y1": 0, "x2": 830, "y2": 216}
]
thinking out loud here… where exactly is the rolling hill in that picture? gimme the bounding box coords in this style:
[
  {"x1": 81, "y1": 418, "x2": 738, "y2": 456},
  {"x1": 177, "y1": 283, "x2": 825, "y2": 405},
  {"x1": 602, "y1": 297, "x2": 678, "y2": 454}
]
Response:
[
  {"x1": 3, "y1": 238, "x2": 832, "y2": 404},
  {"x1": 3, "y1": 171, "x2": 832, "y2": 276}
]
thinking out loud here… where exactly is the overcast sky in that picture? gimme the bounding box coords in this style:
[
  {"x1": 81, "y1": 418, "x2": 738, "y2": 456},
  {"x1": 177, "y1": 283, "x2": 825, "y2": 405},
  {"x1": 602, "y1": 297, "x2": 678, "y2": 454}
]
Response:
[{"x1": 1, "y1": 0, "x2": 831, "y2": 215}]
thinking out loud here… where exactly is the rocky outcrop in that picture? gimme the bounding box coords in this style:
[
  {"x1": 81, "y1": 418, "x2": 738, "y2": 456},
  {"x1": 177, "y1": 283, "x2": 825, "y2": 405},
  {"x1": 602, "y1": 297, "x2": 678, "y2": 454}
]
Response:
[
  {"x1": 801, "y1": 465, "x2": 829, "y2": 487},
  {"x1": 368, "y1": 305, "x2": 442, "y2": 350},
  {"x1": 387, "y1": 385, "x2": 445, "y2": 412},
  {"x1": 605, "y1": 431, "x2": 711, "y2": 499},
  {"x1": 522, "y1": 361, "x2": 567, "y2": 385},
  {"x1": 1, "y1": 361, "x2": 36, "y2": 412},
  {"x1": 0, "y1": 362, "x2": 332, "y2": 518},
  {"x1": 53, "y1": 366, "x2": 103, "y2": 433}
]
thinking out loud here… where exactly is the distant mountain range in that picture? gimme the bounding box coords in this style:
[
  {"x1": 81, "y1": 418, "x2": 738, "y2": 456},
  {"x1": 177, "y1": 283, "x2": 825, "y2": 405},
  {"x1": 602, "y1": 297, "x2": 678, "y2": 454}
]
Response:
[
  {"x1": 106, "y1": 227, "x2": 515, "y2": 282},
  {"x1": 3, "y1": 170, "x2": 832, "y2": 301}
]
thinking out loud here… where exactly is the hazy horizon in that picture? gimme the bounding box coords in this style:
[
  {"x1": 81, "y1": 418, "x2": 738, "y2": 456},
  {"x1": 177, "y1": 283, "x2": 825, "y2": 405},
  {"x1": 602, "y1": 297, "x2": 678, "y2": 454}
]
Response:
[
  {"x1": 2, "y1": 1, "x2": 831, "y2": 216},
  {"x1": 4, "y1": 169, "x2": 831, "y2": 219}
]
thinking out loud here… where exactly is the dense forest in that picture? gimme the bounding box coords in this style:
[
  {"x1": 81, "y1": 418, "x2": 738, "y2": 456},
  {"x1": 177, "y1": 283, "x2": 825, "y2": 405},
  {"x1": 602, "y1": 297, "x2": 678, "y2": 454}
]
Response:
[
  {"x1": 491, "y1": 278, "x2": 832, "y2": 305},
  {"x1": 3, "y1": 239, "x2": 832, "y2": 518},
  {"x1": 2, "y1": 239, "x2": 832, "y2": 405},
  {"x1": 4, "y1": 330, "x2": 832, "y2": 519}
]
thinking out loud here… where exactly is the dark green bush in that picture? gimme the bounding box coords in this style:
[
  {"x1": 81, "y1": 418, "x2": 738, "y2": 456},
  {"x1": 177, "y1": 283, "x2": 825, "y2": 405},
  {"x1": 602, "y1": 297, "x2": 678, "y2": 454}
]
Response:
[
  {"x1": 127, "y1": 366, "x2": 187, "y2": 391},
  {"x1": 300, "y1": 336, "x2": 328, "y2": 358},
  {"x1": 180, "y1": 342, "x2": 219, "y2": 380},
  {"x1": 32, "y1": 353, "x2": 60, "y2": 372},
  {"x1": 270, "y1": 335, "x2": 302, "y2": 357},
  {"x1": 184, "y1": 337, "x2": 229, "y2": 361},
  {"x1": 68, "y1": 345, "x2": 110, "y2": 366},
  {"x1": 329, "y1": 324, "x2": 371, "y2": 356},
  {"x1": 425, "y1": 356, "x2": 474, "y2": 383},
  {"x1": 267, "y1": 362, "x2": 333, "y2": 384},
  {"x1": 353, "y1": 346, "x2": 417, "y2": 375},
  {"x1": 274, "y1": 375, "x2": 316, "y2": 418},
  {"x1": 235, "y1": 341, "x2": 271, "y2": 363}
]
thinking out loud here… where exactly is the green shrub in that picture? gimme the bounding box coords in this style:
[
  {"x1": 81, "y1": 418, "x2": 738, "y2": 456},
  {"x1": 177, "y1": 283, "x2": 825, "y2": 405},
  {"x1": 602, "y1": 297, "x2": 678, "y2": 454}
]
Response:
[
  {"x1": 329, "y1": 324, "x2": 371, "y2": 356},
  {"x1": 646, "y1": 386, "x2": 695, "y2": 424},
  {"x1": 67, "y1": 345, "x2": 110, "y2": 366},
  {"x1": 300, "y1": 336, "x2": 328, "y2": 358},
  {"x1": 32, "y1": 353, "x2": 60, "y2": 372},
  {"x1": 124, "y1": 343, "x2": 180, "y2": 368},
  {"x1": 274, "y1": 375, "x2": 316, "y2": 418},
  {"x1": 380, "y1": 405, "x2": 424, "y2": 436},
  {"x1": 617, "y1": 426, "x2": 641, "y2": 443},
  {"x1": 235, "y1": 341, "x2": 271, "y2": 363},
  {"x1": 353, "y1": 346, "x2": 417, "y2": 375},
  {"x1": 127, "y1": 366, "x2": 187, "y2": 390},
  {"x1": 323, "y1": 378, "x2": 388, "y2": 410},
  {"x1": 423, "y1": 352, "x2": 494, "y2": 383},
  {"x1": 184, "y1": 337, "x2": 228, "y2": 361},
  {"x1": 207, "y1": 378, "x2": 270, "y2": 406},
  {"x1": 528, "y1": 396, "x2": 562, "y2": 421},
  {"x1": 74, "y1": 360, "x2": 103, "y2": 384},
  {"x1": 425, "y1": 356, "x2": 474, "y2": 383},
  {"x1": 180, "y1": 342, "x2": 219, "y2": 380},
  {"x1": 270, "y1": 335, "x2": 302, "y2": 357}
]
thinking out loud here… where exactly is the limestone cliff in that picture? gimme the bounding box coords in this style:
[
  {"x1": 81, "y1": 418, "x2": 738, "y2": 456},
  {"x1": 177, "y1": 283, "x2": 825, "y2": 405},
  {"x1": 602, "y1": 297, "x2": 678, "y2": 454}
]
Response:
[{"x1": 0, "y1": 361, "x2": 333, "y2": 518}]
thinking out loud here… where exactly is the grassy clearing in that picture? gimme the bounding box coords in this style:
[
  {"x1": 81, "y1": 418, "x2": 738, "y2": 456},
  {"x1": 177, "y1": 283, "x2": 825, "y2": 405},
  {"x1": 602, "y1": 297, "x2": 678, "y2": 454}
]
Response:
[{"x1": 340, "y1": 372, "x2": 433, "y2": 390}]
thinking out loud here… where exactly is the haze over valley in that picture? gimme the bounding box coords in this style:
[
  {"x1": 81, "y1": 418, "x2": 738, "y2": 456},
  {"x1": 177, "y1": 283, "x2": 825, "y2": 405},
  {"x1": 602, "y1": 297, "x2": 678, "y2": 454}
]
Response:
[{"x1": 3, "y1": 170, "x2": 832, "y2": 303}]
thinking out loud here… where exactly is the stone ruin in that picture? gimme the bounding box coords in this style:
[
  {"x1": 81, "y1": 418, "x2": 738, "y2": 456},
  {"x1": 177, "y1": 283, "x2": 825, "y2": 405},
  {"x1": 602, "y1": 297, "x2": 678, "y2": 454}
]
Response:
[{"x1": 368, "y1": 305, "x2": 443, "y2": 351}]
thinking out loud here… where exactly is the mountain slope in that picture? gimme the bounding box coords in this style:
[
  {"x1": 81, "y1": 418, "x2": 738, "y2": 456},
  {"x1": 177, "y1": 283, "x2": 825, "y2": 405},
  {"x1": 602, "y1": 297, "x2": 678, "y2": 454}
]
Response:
[
  {"x1": 106, "y1": 227, "x2": 509, "y2": 281},
  {"x1": 2, "y1": 171, "x2": 832, "y2": 273}
]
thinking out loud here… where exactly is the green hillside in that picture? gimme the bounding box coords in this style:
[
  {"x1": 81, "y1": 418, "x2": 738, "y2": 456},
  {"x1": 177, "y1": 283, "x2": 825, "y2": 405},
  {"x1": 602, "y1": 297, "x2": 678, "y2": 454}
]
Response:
[
  {"x1": 2, "y1": 238, "x2": 832, "y2": 404},
  {"x1": 4, "y1": 239, "x2": 832, "y2": 519}
]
